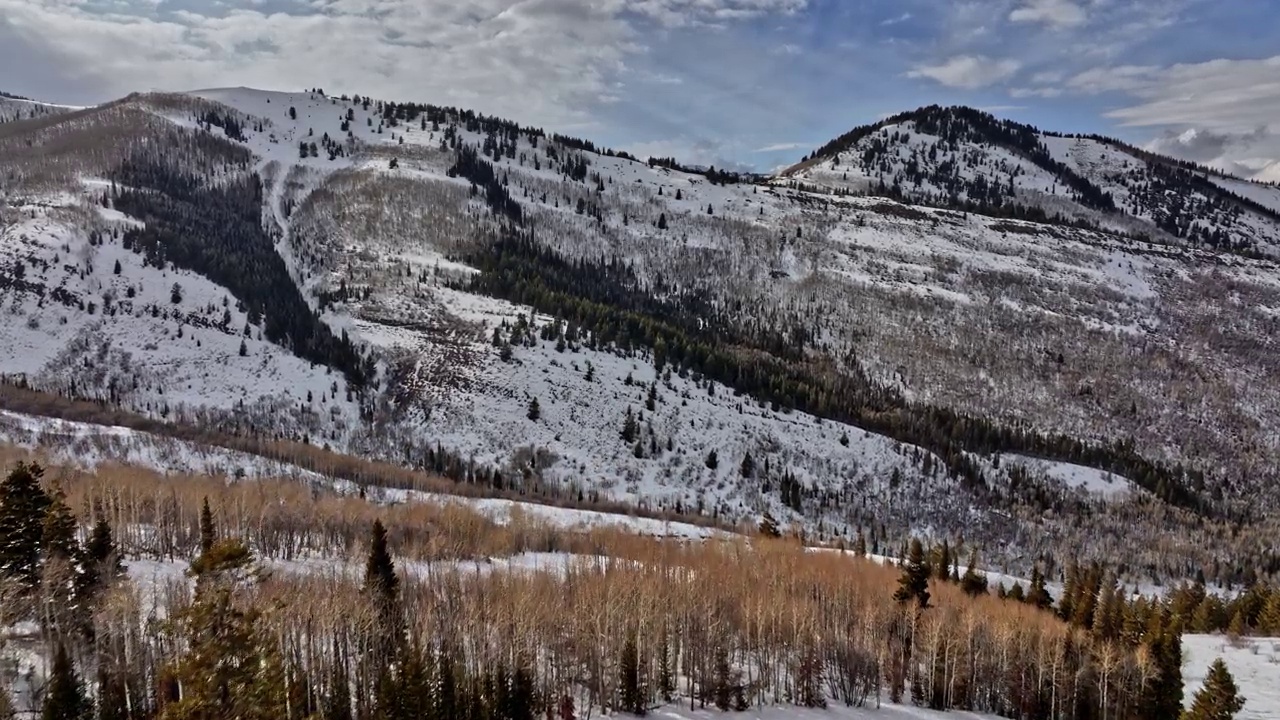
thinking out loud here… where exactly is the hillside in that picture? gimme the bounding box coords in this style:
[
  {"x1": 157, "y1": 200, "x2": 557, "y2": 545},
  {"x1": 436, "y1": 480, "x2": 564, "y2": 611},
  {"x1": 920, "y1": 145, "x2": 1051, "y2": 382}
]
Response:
[
  {"x1": 1, "y1": 89, "x2": 1279, "y2": 590},
  {"x1": 783, "y1": 105, "x2": 1280, "y2": 257}
]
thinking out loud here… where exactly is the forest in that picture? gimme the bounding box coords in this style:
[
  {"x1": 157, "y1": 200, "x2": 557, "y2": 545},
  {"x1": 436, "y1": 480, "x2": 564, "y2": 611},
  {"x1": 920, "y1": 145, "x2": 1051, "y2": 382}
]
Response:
[
  {"x1": 0, "y1": 456, "x2": 1268, "y2": 720},
  {"x1": 457, "y1": 230, "x2": 1215, "y2": 518},
  {"x1": 110, "y1": 153, "x2": 373, "y2": 388}
]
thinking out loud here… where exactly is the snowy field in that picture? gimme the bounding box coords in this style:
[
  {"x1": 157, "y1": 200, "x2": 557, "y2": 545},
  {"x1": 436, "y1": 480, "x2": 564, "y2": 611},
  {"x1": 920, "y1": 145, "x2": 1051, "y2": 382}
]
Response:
[
  {"x1": 1183, "y1": 634, "x2": 1280, "y2": 720},
  {"x1": 646, "y1": 705, "x2": 1000, "y2": 720}
]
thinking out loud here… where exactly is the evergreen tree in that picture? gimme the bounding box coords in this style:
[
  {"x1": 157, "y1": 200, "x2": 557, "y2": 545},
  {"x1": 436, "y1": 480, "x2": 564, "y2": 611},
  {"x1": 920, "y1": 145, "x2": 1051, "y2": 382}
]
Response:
[
  {"x1": 0, "y1": 462, "x2": 52, "y2": 592},
  {"x1": 527, "y1": 397, "x2": 541, "y2": 421},
  {"x1": 705, "y1": 450, "x2": 719, "y2": 471},
  {"x1": 740, "y1": 452, "x2": 755, "y2": 479},
  {"x1": 364, "y1": 520, "x2": 399, "y2": 602},
  {"x1": 960, "y1": 550, "x2": 988, "y2": 597},
  {"x1": 1260, "y1": 590, "x2": 1280, "y2": 635},
  {"x1": 893, "y1": 538, "x2": 931, "y2": 608},
  {"x1": 656, "y1": 213, "x2": 667, "y2": 230},
  {"x1": 853, "y1": 528, "x2": 867, "y2": 556},
  {"x1": 160, "y1": 539, "x2": 286, "y2": 720},
  {"x1": 1182, "y1": 658, "x2": 1245, "y2": 720},
  {"x1": 199, "y1": 497, "x2": 215, "y2": 556},
  {"x1": 620, "y1": 407, "x2": 638, "y2": 443},
  {"x1": 758, "y1": 512, "x2": 780, "y2": 538},
  {"x1": 1027, "y1": 567, "x2": 1054, "y2": 610},
  {"x1": 40, "y1": 489, "x2": 82, "y2": 638},
  {"x1": 619, "y1": 634, "x2": 645, "y2": 715},
  {"x1": 933, "y1": 540, "x2": 952, "y2": 581},
  {"x1": 43, "y1": 644, "x2": 87, "y2": 720}
]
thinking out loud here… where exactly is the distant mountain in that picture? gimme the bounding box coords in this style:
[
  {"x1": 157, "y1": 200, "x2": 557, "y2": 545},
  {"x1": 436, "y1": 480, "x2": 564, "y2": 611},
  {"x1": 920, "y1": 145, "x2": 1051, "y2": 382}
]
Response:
[
  {"x1": 1, "y1": 88, "x2": 1278, "y2": 586},
  {"x1": 782, "y1": 105, "x2": 1280, "y2": 257}
]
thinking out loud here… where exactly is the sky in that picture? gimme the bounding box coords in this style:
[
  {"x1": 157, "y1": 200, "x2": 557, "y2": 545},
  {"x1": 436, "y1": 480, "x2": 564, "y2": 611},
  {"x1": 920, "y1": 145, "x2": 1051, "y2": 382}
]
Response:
[{"x1": 2, "y1": 0, "x2": 1278, "y2": 178}]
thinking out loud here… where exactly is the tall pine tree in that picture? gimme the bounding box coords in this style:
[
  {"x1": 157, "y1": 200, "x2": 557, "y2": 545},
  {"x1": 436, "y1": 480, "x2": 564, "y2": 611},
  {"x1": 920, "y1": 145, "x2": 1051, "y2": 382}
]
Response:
[{"x1": 0, "y1": 462, "x2": 52, "y2": 593}]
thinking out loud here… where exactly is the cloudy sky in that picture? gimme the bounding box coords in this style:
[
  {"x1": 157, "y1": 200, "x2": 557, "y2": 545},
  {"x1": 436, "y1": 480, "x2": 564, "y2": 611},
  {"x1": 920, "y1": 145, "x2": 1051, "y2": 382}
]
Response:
[{"x1": 3, "y1": 0, "x2": 1278, "y2": 177}]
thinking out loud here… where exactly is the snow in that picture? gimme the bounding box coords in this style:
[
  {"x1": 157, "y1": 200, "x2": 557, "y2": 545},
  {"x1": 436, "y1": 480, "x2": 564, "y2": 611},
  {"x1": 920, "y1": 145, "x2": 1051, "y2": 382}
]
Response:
[
  {"x1": 1183, "y1": 634, "x2": 1280, "y2": 720},
  {"x1": 0, "y1": 409, "x2": 324, "y2": 480},
  {"x1": 1003, "y1": 455, "x2": 1136, "y2": 499},
  {"x1": 647, "y1": 703, "x2": 1000, "y2": 720},
  {"x1": 1207, "y1": 175, "x2": 1280, "y2": 216},
  {"x1": 416, "y1": 492, "x2": 727, "y2": 539}
]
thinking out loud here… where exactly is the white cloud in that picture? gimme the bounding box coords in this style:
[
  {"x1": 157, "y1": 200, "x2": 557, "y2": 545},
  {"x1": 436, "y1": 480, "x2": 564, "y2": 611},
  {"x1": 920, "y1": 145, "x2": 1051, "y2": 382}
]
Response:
[
  {"x1": 1072, "y1": 55, "x2": 1280, "y2": 182},
  {"x1": 0, "y1": 0, "x2": 806, "y2": 131},
  {"x1": 880, "y1": 12, "x2": 911, "y2": 26},
  {"x1": 907, "y1": 55, "x2": 1021, "y2": 89},
  {"x1": 1009, "y1": 0, "x2": 1088, "y2": 30},
  {"x1": 753, "y1": 141, "x2": 806, "y2": 153}
]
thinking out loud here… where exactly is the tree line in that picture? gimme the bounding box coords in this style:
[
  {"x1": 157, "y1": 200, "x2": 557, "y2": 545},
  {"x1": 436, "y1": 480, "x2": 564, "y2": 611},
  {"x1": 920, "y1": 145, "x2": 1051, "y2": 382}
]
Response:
[{"x1": 0, "y1": 460, "x2": 1253, "y2": 720}]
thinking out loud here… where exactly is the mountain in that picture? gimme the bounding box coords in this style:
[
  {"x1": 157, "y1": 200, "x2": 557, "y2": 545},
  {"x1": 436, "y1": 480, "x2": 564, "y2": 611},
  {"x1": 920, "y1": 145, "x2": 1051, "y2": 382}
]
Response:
[
  {"x1": 782, "y1": 105, "x2": 1280, "y2": 257},
  {"x1": 1, "y1": 89, "x2": 1278, "y2": 587}
]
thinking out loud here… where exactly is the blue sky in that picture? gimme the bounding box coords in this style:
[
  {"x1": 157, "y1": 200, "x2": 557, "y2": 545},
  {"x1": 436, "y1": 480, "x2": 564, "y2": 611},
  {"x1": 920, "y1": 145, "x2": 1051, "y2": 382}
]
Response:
[{"x1": 3, "y1": 0, "x2": 1278, "y2": 178}]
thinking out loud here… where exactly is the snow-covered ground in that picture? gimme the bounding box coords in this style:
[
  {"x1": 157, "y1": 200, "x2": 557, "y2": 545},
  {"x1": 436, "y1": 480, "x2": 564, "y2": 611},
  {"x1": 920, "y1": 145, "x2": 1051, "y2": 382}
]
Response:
[
  {"x1": 1183, "y1": 634, "x2": 1280, "y2": 720},
  {"x1": 1003, "y1": 455, "x2": 1136, "y2": 499},
  {"x1": 0, "y1": 409, "x2": 323, "y2": 480},
  {"x1": 645, "y1": 705, "x2": 1000, "y2": 720}
]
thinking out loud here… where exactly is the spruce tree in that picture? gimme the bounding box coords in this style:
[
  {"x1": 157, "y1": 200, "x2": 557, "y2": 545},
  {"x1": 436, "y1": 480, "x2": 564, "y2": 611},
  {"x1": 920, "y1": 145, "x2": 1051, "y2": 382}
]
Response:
[
  {"x1": 853, "y1": 528, "x2": 867, "y2": 556},
  {"x1": 893, "y1": 538, "x2": 931, "y2": 608},
  {"x1": 0, "y1": 462, "x2": 52, "y2": 592},
  {"x1": 527, "y1": 397, "x2": 541, "y2": 422},
  {"x1": 39, "y1": 489, "x2": 82, "y2": 638},
  {"x1": 1027, "y1": 567, "x2": 1054, "y2": 610},
  {"x1": 1182, "y1": 658, "x2": 1245, "y2": 720},
  {"x1": 43, "y1": 644, "x2": 87, "y2": 720},
  {"x1": 199, "y1": 497, "x2": 215, "y2": 556},
  {"x1": 960, "y1": 550, "x2": 988, "y2": 597},
  {"x1": 1260, "y1": 590, "x2": 1280, "y2": 635},
  {"x1": 619, "y1": 634, "x2": 644, "y2": 715},
  {"x1": 161, "y1": 539, "x2": 286, "y2": 720}
]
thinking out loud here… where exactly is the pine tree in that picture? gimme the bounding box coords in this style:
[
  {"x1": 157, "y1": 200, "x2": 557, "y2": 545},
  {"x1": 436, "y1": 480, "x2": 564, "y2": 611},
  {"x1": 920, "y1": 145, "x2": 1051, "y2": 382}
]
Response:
[
  {"x1": 893, "y1": 538, "x2": 931, "y2": 608},
  {"x1": 705, "y1": 450, "x2": 719, "y2": 471},
  {"x1": 619, "y1": 634, "x2": 645, "y2": 715},
  {"x1": 239, "y1": 338, "x2": 248, "y2": 357},
  {"x1": 39, "y1": 489, "x2": 82, "y2": 638},
  {"x1": 1260, "y1": 590, "x2": 1280, "y2": 635},
  {"x1": 620, "y1": 407, "x2": 638, "y2": 443},
  {"x1": 199, "y1": 497, "x2": 215, "y2": 556},
  {"x1": 1027, "y1": 567, "x2": 1054, "y2": 610},
  {"x1": 758, "y1": 512, "x2": 780, "y2": 538},
  {"x1": 1182, "y1": 658, "x2": 1245, "y2": 720},
  {"x1": 853, "y1": 528, "x2": 867, "y2": 556},
  {"x1": 160, "y1": 539, "x2": 286, "y2": 720},
  {"x1": 43, "y1": 644, "x2": 87, "y2": 720},
  {"x1": 527, "y1": 397, "x2": 541, "y2": 421},
  {"x1": 364, "y1": 520, "x2": 399, "y2": 602},
  {"x1": 960, "y1": 549, "x2": 988, "y2": 597},
  {"x1": 0, "y1": 462, "x2": 52, "y2": 592},
  {"x1": 656, "y1": 213, "x2": 667, "y2": 230},
  {"x1": 740, "y1": 452, "x2": 755, "y2": 479},
  {"x1": 933, "y1": 540, "x2": 952, "y2": 581}
]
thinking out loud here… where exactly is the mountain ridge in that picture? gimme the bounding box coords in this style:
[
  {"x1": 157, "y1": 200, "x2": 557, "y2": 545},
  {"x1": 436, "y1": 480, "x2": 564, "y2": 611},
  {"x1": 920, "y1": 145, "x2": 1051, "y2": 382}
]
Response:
[{"x1": 2, "y1": 86, "x2": 1278, "y2": 586}]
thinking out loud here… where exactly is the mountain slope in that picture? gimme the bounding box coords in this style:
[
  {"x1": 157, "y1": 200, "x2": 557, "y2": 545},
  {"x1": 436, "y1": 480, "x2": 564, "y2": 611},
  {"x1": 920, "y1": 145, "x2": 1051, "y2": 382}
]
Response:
[
  {"x1": 783, "y1": 105, "x2": 1280, "y2": 257},
  {"x1": 1, "y1": 88, "x2": 1278, "y2": 586}
]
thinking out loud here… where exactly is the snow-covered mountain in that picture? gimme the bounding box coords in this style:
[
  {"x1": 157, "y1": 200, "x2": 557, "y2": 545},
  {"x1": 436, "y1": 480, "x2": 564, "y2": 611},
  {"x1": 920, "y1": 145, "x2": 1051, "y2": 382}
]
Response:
[
  {"x1": 2, "y1": 89, "x2": 1278, "y2": 586},
  {"x1": 783, "y1": 105, "x2": 1280, "y2": 257}
]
